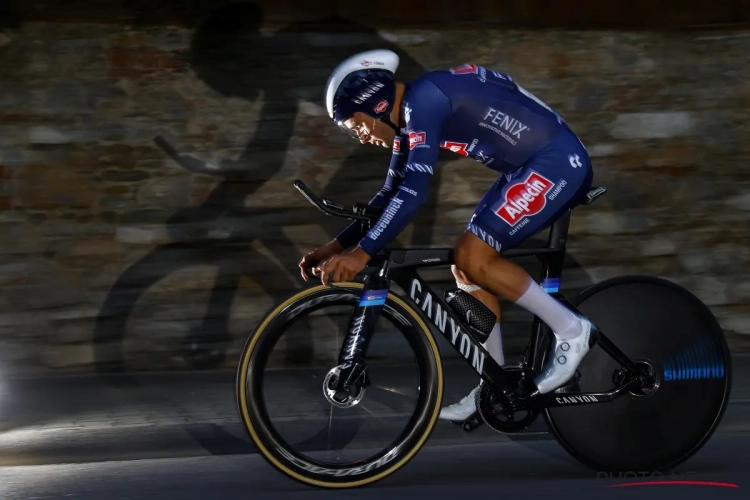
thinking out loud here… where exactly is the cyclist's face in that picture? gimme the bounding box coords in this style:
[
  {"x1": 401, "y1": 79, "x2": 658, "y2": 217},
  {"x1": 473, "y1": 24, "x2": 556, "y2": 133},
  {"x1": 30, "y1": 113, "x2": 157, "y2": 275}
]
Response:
[{"x1": 342, "y1": 112, "x2": 394, "y2": 148}]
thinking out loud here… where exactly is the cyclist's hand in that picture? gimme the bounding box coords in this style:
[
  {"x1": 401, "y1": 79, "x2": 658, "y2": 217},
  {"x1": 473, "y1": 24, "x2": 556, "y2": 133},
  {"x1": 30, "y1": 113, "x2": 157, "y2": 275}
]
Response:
[
  {"x1": 317, "y1": 247, "x2": 371, "y2": 286},
  {"x1": 299, "y1": 239, "x2": 344, "y2": 281}
]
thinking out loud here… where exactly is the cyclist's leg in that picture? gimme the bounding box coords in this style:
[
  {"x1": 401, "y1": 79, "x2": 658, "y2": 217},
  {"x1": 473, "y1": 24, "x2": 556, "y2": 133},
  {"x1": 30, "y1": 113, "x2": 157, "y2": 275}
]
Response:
[
  {"x1": 449, "y1": 173, "x2": 505, "y2": 340},
  {"x1": 464, "y1": 131, "x2": 594, "y2": 394},
  {"x1": 444, "y1": 131, "x2": 594, "y2": 418},
  {"x1": 440, "y1": 178, "x2": 509, "y2": 422},
  {"x1": 440, "y1": 265, "x2": 506, "y2": 422}
]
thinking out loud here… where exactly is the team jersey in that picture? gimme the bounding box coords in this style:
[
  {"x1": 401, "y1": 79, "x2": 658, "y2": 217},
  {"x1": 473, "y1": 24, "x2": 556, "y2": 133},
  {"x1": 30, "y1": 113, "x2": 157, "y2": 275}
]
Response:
[{"x1": 337, "y1": 63, "x2": 575, "y2": 257}]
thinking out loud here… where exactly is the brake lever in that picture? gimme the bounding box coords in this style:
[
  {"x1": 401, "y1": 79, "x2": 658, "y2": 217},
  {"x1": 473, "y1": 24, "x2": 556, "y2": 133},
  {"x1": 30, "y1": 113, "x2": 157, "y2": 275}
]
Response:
[
  {"x1": 353, "y1": 203, "x2": 383, "y2": 219},
  {"x1": 321, "y1": 198, "x2": 346, "y2": 211}
]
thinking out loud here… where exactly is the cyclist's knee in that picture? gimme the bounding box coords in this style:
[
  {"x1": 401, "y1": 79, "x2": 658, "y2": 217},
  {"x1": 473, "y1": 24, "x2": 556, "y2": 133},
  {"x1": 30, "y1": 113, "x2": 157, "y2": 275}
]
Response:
[
  {"x1": 451, "y1": 264, "x2": 482, "y2": 293},
  {"x1": 451, "y1": 265, "x2": 471, "y2": 284}
]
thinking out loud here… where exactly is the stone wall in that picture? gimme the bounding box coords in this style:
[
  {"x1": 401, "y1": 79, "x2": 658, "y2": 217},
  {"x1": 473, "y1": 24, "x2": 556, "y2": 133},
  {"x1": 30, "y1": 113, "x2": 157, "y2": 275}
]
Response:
[{"x1": 1, "y1": 3, "x2": 749, "y2": 374}]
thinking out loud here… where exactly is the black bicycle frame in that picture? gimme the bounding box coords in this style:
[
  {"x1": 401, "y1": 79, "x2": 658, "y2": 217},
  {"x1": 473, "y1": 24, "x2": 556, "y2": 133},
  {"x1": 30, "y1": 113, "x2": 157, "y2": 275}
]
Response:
[
  {"x1": 333, "y1": 211, "x2": 646, "y2": 411},
  {"x1": 292, "y1": 178, "x2": 647, "y2": 411}
]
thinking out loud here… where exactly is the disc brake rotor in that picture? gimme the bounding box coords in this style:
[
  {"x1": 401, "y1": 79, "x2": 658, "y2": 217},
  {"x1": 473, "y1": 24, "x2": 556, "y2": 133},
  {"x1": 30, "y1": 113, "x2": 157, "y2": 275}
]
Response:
[{"x1": 323, "y1": 365, "x2": 368, "y2": 409}]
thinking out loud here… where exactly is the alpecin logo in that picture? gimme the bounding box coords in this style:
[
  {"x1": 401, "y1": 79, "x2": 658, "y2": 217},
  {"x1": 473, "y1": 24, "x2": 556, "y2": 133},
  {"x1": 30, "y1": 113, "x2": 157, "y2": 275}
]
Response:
[
  {"x1": 408, "y1": 131, "x2": 426, "y2": 150},
  {"x1": 494, "y1": 171, "x2": 554, "y2": 226}
]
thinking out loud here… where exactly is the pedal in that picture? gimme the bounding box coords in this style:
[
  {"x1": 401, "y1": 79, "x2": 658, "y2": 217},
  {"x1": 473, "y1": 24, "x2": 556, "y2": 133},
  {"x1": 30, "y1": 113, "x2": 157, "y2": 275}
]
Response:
[{"x1": 452, "y1": 411, "x2": 484, "y2": 432}]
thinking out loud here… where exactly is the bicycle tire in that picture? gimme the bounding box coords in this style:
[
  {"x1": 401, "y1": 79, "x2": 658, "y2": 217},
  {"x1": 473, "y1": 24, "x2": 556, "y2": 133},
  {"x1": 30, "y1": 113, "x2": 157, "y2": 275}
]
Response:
[
  {"x1": 235, "y1": 282, "x2": 444, "y2": 488},
  {"x1": 543, "y1": 275, "x2": 732, "y2": 472}
]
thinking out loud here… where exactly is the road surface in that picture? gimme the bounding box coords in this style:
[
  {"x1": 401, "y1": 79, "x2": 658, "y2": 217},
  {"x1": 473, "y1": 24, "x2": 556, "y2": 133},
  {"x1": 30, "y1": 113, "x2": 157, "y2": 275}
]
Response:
[{"x1": 0, "y1": 356, "x2": 747, "y2": 499}]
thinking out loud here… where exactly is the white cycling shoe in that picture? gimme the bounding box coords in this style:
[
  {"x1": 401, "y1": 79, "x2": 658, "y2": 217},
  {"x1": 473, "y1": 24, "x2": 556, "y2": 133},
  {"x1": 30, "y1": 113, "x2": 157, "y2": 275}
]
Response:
[
  {"x1": 439, "y1": 385, "x2": 480, "y2": 422},
  {"x1": 439, "y1": 317, "x2": 596, "y2": 422},
  {"x1": 533, "y1": 317, "x2": 594, "y2": 394}
]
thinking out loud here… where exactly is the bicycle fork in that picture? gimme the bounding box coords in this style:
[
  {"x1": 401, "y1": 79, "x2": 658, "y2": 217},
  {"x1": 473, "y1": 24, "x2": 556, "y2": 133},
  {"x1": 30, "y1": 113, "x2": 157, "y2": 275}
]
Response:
[{"x1": 329, "y1": 271, "x2": 391, "y2": 405}]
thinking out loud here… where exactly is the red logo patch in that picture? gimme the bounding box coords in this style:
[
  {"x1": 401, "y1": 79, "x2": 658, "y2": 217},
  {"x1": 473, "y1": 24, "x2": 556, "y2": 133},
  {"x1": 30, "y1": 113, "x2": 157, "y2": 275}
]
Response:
[
  {"x1": 374, "y1": 100, "x2": 388, "y2": 114},
  {"x1": 408, "y1": 131, "x2": 426, "y2": 150},
  {"x1": 495, "y1": 171, "x2": 555, "y2": 226},
  {"x1": 393, "y1": 138, "x2": 400, "y2": 152},
  {"x1": 450, "y1": 63, "x2": 479, "y2": 75},
  {"x1": 441, "y1": 141, "x2": 469, "y2": 156}
]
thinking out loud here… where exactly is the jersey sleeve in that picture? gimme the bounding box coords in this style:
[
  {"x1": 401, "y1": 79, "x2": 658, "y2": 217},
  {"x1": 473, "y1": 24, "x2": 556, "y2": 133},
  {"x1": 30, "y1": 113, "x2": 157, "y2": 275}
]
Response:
[
  {"x1": 335, "y1": 139, "x2": 408, "y2": 249},
  {"x1": 357, "y1": 77, "x2": 453, "y2": 257}
]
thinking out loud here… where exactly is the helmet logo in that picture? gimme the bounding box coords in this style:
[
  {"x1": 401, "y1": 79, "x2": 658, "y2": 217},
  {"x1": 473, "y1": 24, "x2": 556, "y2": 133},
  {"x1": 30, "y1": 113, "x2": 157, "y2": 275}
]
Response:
[
  {"x1": 353, "y1": 81, "x2": 385, "y2": 104},
  {"x1": 360, "y1": 60, "x2": 385, "y2": 67},
  {"x1": 374, "y1": 100, "x2": 389, "y2": 114}
]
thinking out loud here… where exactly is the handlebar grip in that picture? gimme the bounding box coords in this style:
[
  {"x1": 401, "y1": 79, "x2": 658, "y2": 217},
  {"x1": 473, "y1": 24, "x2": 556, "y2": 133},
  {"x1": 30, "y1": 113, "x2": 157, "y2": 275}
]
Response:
[
  {"x1": 294, "y1": 179, "x2": 316, "y2": 201},
  {"x1": 294, "y1": 179, "x2": 333, "y2": 215}
]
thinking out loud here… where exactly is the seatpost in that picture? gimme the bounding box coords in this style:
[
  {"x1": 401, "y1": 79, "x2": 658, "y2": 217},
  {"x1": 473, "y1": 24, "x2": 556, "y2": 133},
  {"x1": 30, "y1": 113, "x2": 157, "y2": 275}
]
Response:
[{"x1": 547, "y1": 210, "x2": 571, "y2": 250}]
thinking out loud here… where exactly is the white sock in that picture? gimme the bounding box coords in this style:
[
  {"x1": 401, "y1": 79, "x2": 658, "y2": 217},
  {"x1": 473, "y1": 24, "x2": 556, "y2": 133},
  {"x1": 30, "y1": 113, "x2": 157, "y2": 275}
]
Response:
[
  {"x1": 482, "y1": 322, "x2": 505, "y2": 365},
  {"x1": 514, "y1": 278, "x2": 582, "y2": 340}
]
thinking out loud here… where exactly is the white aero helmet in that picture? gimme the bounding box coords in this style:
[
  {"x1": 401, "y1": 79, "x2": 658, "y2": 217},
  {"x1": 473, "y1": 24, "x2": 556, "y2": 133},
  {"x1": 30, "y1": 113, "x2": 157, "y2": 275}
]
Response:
[{"x1": 324, "y1": 49, "x2": 400, "y2": 132}]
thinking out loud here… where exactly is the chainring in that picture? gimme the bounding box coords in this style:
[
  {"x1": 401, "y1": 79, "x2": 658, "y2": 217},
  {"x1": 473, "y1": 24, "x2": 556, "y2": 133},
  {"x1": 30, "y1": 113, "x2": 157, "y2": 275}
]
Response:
[{"x1": 475, "y1": 382, "x2": 540, "y2": 434}]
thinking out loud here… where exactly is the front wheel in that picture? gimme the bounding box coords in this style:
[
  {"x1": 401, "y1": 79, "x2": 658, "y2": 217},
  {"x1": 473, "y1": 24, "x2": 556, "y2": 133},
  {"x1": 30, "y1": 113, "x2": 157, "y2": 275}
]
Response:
[
  {"x1": 544, "y1": 275, "x2": 732, "y2": 472},
  {"x1": 235, "y1": 282, "x2": 444, "y2": 489}
]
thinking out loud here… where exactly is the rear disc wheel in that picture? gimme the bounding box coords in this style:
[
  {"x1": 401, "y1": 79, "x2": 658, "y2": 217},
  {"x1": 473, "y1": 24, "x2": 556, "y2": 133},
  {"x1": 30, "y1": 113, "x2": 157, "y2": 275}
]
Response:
[{"x1": 544, "y1": 275, "x2": 731, "y2": 472}]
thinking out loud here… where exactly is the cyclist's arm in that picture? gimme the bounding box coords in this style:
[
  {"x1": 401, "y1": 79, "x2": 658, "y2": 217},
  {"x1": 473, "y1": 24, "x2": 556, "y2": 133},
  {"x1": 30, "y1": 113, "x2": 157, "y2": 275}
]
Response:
[
  {"x1": 335, "y1": 138, "x2": 408, "y2": 249},
  {"x1": 356, "y1": 77, "x2": 452, "y2": 257}
]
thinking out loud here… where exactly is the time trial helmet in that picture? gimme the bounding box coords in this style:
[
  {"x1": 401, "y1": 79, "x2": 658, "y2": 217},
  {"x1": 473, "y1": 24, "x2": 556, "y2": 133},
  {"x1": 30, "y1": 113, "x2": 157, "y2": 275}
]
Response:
[{"x1": 324, "y1": 49, "x2": 400, "y2": 136}]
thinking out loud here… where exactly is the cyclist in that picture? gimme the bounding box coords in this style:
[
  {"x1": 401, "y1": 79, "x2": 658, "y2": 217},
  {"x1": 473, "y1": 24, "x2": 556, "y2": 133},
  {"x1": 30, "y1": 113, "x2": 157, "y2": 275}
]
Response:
[{"x1": 299, "y1": 49, "x2": 595, "y2": 424}]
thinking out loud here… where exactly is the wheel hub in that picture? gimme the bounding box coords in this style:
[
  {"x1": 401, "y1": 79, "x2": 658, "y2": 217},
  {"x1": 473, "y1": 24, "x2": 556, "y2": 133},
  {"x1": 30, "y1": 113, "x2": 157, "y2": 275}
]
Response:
[
  {"x1": 613, "y1": 358, "x2": 660, "y2": 398},
  {"x1": 323, "y1": 365, "x2": 367, "y2": 408},
  {"x1": 629, "y1": 359, "x2": 660, "y2": 398}
]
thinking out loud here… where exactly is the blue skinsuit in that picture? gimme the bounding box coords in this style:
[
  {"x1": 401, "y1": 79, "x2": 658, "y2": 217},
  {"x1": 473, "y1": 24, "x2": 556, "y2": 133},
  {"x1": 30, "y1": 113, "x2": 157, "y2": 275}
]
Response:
[{"x1": 336, "y1": 63, "x2": 594, "y2": 256}]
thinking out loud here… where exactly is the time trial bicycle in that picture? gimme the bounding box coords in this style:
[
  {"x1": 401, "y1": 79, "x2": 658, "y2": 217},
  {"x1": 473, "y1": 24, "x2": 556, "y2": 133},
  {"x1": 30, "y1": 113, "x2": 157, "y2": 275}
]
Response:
[{"x1": 235, "y1": 179, "x2": 731, "y2": 489}]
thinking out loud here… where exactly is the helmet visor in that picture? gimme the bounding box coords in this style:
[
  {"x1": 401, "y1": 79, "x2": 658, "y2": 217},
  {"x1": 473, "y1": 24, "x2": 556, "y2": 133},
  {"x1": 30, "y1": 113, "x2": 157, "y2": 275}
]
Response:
[
  {"x1": 335, "y1": 116, "x2": 374, "y2": 142},
  {"x1": 332, "y1": 95, "x2": 374, "y2": 141}
]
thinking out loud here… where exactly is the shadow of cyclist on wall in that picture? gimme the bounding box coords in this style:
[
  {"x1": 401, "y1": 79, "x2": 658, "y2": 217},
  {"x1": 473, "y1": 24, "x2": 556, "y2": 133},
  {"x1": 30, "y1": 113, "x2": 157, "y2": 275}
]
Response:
[{"x1": 93, "y1": 1, "x2": 444, "y2": 376}]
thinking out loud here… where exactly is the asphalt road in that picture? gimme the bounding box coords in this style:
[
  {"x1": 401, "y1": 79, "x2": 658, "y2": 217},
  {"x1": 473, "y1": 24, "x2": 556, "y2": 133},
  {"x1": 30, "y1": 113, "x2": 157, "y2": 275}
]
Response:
[
  {"x1": 0, "y1": 357, "x2": 748, "y2": 499},
  {"x1": 0, "y1": 432, "x2": 746, "y2": 499}
]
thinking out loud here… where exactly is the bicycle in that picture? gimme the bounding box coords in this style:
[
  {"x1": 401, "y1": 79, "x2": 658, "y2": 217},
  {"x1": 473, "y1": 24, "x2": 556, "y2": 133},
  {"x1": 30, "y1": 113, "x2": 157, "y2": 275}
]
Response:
[{"x1": 235, "y1": 179, "x2": 732, "y2": 489}]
